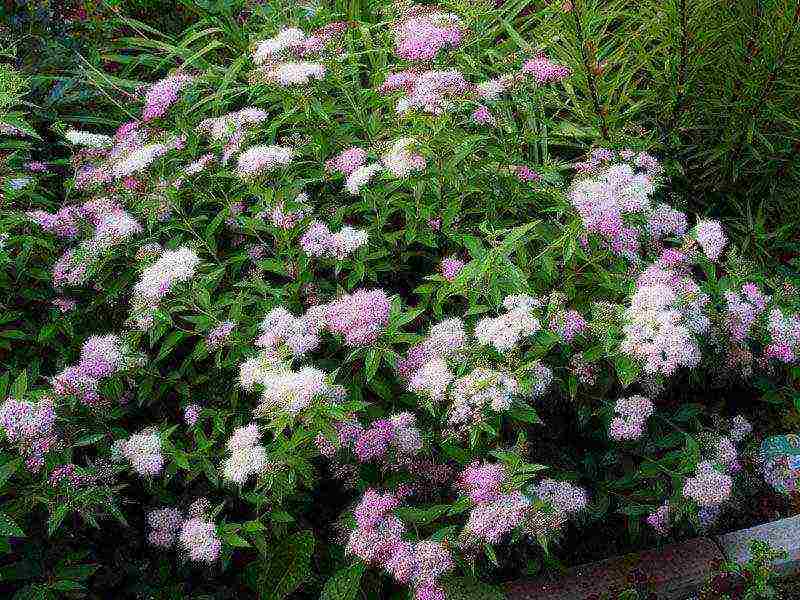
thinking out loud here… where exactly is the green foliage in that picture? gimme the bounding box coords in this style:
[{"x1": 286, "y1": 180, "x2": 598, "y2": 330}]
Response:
[{"x1": 0, "y1": 1, "x2": 799, "y2": 599}]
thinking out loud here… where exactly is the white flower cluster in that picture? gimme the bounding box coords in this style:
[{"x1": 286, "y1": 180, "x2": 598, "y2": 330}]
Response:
[
  {"x1": 448, "y1": 367, "x2": 518, "y2": 426},
  {"x1": 252, "y1": 28, "x2": 327, "y2": 87},
  {"x1": 300, "y1": 220, "x2": 368, "y2": 259},
  {"x1": 620, "y1": 281, "x2": 702, "y2": 377},
  {"x1": 399, "y1": 298, "x2": 553, "y2": 429},
  {"x1": 221, "y1": 424, "x2": 268, "y2": 484},
  {"x1": 254, "y1": 305, "x2": 326, "y2": 358},
  {"x1": 198, "y1": 107, "x2": 268, "y2": 141},
  {"x1": 475, "y1": 294, "x2": 541, "y2": 352},
  {"x1": 236, "y1": 145, "x2": 294, "y2": 178},
  {"x1": 65, "y1": 129, "x2": 114, "y2": 148},
  {"x1": 130, "y1": 247, "x2": 201, "y2": 329}
]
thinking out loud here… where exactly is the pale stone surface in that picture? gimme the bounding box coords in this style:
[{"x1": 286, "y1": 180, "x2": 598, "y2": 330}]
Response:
[
  {"x1": 505, "y1": 537, "x2": 723, "y2": 600},
  {"x1": 715, "y1": 514, "x2": 800, "y2": 574}
]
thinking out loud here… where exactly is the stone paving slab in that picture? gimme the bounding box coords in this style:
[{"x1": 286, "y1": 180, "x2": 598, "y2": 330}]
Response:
[
  {"x1": 505, "y1": 537, "x2": 723, "y2": 600},
  {"x1": 715, "y1": 514, "x2": 800, "y2": 575}
]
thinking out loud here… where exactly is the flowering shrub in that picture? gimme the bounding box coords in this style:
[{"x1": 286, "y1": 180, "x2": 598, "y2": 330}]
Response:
[{"x1": 2, "y1": 2, "x2": 800, "y2": 598}]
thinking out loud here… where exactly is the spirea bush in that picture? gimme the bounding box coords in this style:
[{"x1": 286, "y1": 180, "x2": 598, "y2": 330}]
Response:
[{"x1": 2, "y1": 2, "x2": 800, "y2": 598}]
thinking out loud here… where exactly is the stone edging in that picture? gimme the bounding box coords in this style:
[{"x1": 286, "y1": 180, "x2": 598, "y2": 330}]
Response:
[{"x1": 504, "y1": 514, "x2": 800, "y2": 599}]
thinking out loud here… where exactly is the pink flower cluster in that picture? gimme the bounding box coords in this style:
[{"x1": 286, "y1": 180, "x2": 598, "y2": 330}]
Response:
[
  {"x1": 765, "y1": 307, "x2": 800, "y2": 363},
  {"x1": 179, "y1": 516, "x2": 222, "y2": 563},
  {"x1": 515, "y1": 165, "x2": 541, "y2": 183},
  {"x1": 400, "y1": 319, "x2": 466, "y2": 400},
  {"x1": 269, "y1": 192, "x2": 309, "y2": 230},
  {"x1": 253, "y1": 24, "x2": 347, "y2": 62},
  {"x1": 682, "y1": 461, "x2": 732, "y2": 507},
  {"x1": 569, "y1": 159, "x2": 674, "y2": 258},
  {"x1": 300, "y1": 221, "x2": 368, "y2": 259},
  {"x1": 49, "y1": 464, "x2": 92, "y2": 489},
  {"x1": 448, "y1": 367, "x2": 519, "y2": 427},
  {"x1": 252, "y1": 24, "x2": 346, "y2": 86},
  {"x1": 352, "y1": 413, "x2": 423, "y2": 462},
  {"x1": 68, "y1": 121, "x2": 184, "y2": 189},
  {"x1": 325, "y1": 147, "x2": 367, "y2": 175},
  {"x1": 0, "y1": 396, "x2": 59, "y2": 470},
  {"x1": 724, "y1": 283, "x2": 768, "y2": 342},
  {"x1": 439, "y1": 256, "x2": 464, "y2": 281},
  {"x1": 392, "y1": 7, "x2": 464, "y2": 61},
  {"x1": 117, "y1": 428, "x2": 164, "y2": 477},
  {"x1": 457, "y1": 461, "x2": 506, "y2": 504},
  {"x1": 325, "y1": 289, "x2": 391, "y2": 346},
  {"x1": 534, "y1": 478, "x2": 589, "y2": 514},
  {"x1": 198, "y1": 107, "x2": 268, "y2": 142},
  {"x1": 206, "y1": 321, "x2": 235, "y2": 350},
  {"x1": 52, "y1": 335, "x2": 128, "y2": 404},
  {"x1": 255, "y1": 305, "x2": 325, "y2": 358},
  {"x1": 463, "y1": 489, "x2": 530, "y2": 545},
  {"x1": 646, "y1": 502, "x2": 670, "y2": 535},
  {"x1": 521, "y1": 55, "x2": 571, "y2": 84},
  {"x1": 472, "y1": 105, "x2": 495, "y2": 125},
  {"x1": 621, "y1": 270, "x2": 703, "y2": 377},
  {"x1": 608, "y1": 395, "x2": 654, "y2": 441},
  {"x1": 27, "y1": 205, "x2": 82, "y2": 239},
  {"x1": 382, "y1": 138, "x2": 426, "y2": 177},
  {"x1": 474, "y1": 295, "x2": 541, "y2": 352},
  {"x1": 730, "y1": 415, "x2": 752, "y2": 443},
  {"x1": 148, "y1": 502, "x2": 221, "y2": 563},
  {"x1": 256, "y1": 365, "x2": 332, "y2": 416},
  {"x1": 549, "y1": 308, "x2": 587, "y2": 342},
  {"x1": 183, "y1": 404, "x2": 202, "y2": 426},
  {"x1": 147, "y1": 507, "x2": 185, "y2": 547},
  {"x1": 326, "y1": 139, "x2": 426, "y2": 194},
  {"x1": 142, "y1": 73, "x2": 194, "y2": 122},
  {"x1": 693, "y1": 219, "x2": 727, "y2": 262},
  {"x1": 380, "y1": 69, "x2": 471, "y2": 115},
  {"x1": 347, "y1": 489, "x2": 454, "y2": 600},
  {"x1": 29, "y1": 198, "x2": 143, "y2": 287},
  {"x1": 235, "y1": 144, "x2": 294, "y2": 178}
]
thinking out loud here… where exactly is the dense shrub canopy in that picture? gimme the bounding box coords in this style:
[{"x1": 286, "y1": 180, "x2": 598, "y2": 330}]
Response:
[{"x1": 1, "y1": 1, "x2": 799, "y2": 599}]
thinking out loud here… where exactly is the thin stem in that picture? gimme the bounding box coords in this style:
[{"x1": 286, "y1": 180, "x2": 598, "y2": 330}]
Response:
[
  {"x1": 664, "y1": 0, "x2": 689, "y2": 145},
  {"x1": 729, "y1": 0, "x2": 800, "y2": 169},
  {"x1": 570, "y1": 0, "x2": 609, "y2": 139}
]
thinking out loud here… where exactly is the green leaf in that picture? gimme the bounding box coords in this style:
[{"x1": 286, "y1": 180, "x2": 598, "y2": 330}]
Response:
[
  {"x1": 364, "y1": 348, "x2": 380, "y2": 382},
  {"x1": 320, "y1": 564, "x2": 365, "y2": 600},
  {"x1": 73, "y1": 433, "x2": 105, "y2": 447},
  {"x1": 508, "y1": 404, "x2": 540, "y2": 424},
  {"x1": 47, "y1": 505, "x2": 69, "y2": 536},
  {"x1": 50, "y1": 580, "x2": 85, "y2": 592},
  {"x1": 395, "y1": 505, "x2": 450, "y2": 525},
  {"x1": 156, "y1": 331, "x2": 186, "y2": 362},
  {"x1": 248, "y1": 530, "x2": 315, "y2": 600},
  {"x1": 613, "y1": 355, "x2": 641, "y2": 388},
  {"x1": 0, "y1": 458, "x2": 22, "y2": 488},
  {"x1": 0, "y1": 512, "x2": 25, "y2": 537},
  {"x1": 10, "y1": 370, "x2": 26, "y2": 399}
]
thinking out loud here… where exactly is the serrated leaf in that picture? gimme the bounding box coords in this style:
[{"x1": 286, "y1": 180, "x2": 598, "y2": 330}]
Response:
[
  {"x1": 320, "y1": 564, "x2": 364, "y2": 600},
  {"x1": 0, "y1": 512, "x2": 25, "y2": 537},
  {"x1": 73, "y1": 433, "x2": 105, "y2": 447},
  {"x1": 0, "y1": 457, "x2": 21, "y2": 488},
  {"x1": 395, "y1": 505, "x2": 450, "y2": 525},
  {"x1": 47, "y1": 505, "x2": 69, "y2": 536},
  {"x1": 248, "y1": 530, "x2": 315, "y2": 600},
  {"x1": 10, "y1": 370, "x2": 26, "y2": 399}
]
